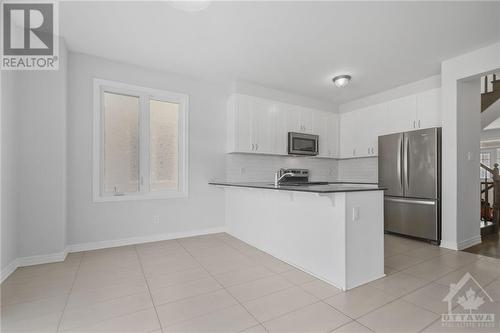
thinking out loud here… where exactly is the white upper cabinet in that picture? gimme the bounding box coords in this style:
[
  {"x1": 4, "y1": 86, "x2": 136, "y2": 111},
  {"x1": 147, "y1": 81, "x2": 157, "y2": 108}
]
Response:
[
  {"x1": 385, "y1": 95, "x2": 417, "y2": 133},
  {"x1": 340, "y1": 104, "x2": 385, "y2": 158},
  {"x1": 227, "y1": 94, "x2": 338, "y2": 158},
  {"x1": 286, "y1": 105, "x2": 314, "y2": 133},
  {"x1": 416, "y1": 88, "x2": 441, "y2": 129},
  {"x1": 339, "y1": 88, "x2": 441, "y2": 158},
  {"x1": 313, "y1": 111, "x2": 339, "y2": 158}
]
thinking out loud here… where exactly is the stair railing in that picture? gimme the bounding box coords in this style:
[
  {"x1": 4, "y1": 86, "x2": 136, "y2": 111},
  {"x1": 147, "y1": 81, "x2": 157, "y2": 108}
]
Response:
[{"x1": 480, "y1": 163, "x2": 500, "y2": 233}]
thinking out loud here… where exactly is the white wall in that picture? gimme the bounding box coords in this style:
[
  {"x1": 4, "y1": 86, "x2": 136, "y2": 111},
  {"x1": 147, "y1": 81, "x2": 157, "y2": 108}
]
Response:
[
  {"x1": 1, "y1": 71, "x2": 19, "y2": 275},
  {"x1": 13, "y1": 40, "x2": 68, "y2": 258},
  {"x1": 67, "y1": 53, "x2": 227, "y2": 246},
  {"x1": 339, "y1": 75, "x2": 441, "y2": 113},
  {"x1": 231, "y1": 81, "x2": 335, "y2": 113},
  {"x1": 482, "y1": 128, "x2": 500, "y2": 141},
  {"x1": 441, "y1": 42, "x2": 500, "y2": 250}
]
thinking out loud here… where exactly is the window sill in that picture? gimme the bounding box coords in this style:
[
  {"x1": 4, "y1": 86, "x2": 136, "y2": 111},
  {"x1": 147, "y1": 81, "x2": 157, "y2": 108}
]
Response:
[{"x1": 93, "y1": 192, "x2": 188, "y2": 203}]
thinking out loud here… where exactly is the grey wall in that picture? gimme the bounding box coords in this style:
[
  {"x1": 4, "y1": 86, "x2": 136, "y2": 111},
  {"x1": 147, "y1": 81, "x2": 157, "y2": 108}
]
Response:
[
  {"x1": 67, "y1": 53, "x2": 228, "y2": 246},
  {"x1": 1, "y1": 71, "x2": 19, "y2": 272}
]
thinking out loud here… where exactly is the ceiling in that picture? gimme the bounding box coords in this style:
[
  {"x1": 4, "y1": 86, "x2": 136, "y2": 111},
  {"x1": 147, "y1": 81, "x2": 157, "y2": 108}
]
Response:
[{"x1": 60, "y1": 1, "x2": 500, "y2": 108}]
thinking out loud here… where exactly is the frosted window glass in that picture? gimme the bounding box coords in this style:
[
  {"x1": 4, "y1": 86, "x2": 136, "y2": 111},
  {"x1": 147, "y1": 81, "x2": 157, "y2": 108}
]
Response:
[
  {"x1": 150, "y1": 100, "x2": 179, "y2": 191},
  {"x1": 103, "y1": 92, "x2": 140, "y2": 194}
]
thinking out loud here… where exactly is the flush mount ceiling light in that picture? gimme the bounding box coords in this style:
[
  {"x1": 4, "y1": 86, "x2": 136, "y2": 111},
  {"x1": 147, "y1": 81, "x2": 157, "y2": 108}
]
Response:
[
  {"x1": 333, "y1": 75, "x2": 351, "y2": 88},
  {"x1": 167, "y1": 0, "x2": 211, "y2": 12}
]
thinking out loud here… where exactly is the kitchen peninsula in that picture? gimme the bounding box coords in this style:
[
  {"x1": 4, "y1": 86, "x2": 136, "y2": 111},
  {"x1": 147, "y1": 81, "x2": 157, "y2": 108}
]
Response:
[{"x1": 210, "y1": 180, "x2": 385, "y2": 290}]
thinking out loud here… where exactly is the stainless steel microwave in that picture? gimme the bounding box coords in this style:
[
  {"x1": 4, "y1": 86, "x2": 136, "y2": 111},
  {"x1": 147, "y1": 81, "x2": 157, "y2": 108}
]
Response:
[{"x1": 288, "y1": 132, "x2": 319, "y2": 156}]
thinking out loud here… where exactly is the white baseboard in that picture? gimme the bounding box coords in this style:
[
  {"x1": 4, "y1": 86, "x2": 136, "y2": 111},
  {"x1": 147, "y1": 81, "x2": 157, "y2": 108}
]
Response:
[
  {"x1": 457, "y1": 234, "x2": 482, "y2": 250},
  {"x1": 1, "y1": 250, "x2": 69, "y2": 284},
  {"x1": 67, "y1": 227, "x2": 226, "y2": 253},
  {"x1": 17, "y1": 250, "x2": 68, "y2": 267},
  {"x1": 1, "y1": 259, "x2": 19, "y2": 283},
  {"x1": 441, "y1": 234, "x2": 482, "y2": 251},
  {"x1": 1, "y1": 227, "x2": 226, "y2": 284},
  {"x1": 440, "y1": 240, "x2": 459, "y2": 250}
]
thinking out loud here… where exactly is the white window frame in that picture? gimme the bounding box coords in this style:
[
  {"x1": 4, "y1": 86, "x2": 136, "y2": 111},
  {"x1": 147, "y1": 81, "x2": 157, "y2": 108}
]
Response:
[{"x1": 93, "y1": 78, "x2": 188, "y2": 202}]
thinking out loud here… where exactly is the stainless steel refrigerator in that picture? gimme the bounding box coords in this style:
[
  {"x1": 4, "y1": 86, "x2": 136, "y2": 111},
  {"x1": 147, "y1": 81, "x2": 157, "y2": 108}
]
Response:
[{"x1": 378, "y1": 127, "x2": 441, "y2": 244}]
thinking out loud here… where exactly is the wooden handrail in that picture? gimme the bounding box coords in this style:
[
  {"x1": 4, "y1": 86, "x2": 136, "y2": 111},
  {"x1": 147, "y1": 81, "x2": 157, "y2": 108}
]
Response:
[{"x1": 480, "y1": 162, "x2": 494, "y2": 175}]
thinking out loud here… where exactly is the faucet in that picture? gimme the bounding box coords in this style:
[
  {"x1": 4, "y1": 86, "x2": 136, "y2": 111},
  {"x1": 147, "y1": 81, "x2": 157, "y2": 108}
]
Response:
[{"x1": 274, "y1": 171, "x2": 294, "y2": 186}]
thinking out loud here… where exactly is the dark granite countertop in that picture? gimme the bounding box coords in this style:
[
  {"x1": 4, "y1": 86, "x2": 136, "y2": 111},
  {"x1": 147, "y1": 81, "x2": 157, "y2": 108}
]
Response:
[{"x1": 209, "y1": 181, "x2": 386, "y2": 193}]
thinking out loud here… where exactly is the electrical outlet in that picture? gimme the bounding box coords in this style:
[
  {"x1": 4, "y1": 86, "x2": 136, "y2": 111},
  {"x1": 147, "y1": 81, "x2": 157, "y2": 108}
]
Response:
[{"x1": 153, "y1": 215, "x2": 160, "y2": 224}]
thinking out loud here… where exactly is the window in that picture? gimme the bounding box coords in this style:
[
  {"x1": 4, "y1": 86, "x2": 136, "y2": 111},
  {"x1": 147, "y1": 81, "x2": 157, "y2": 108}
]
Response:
[
  {"x1": 93, "y1": 79, "x2": 188, "y2": 201},
  {"x1": 480, "y1": 152, "x2": 491, "y2": 179}
]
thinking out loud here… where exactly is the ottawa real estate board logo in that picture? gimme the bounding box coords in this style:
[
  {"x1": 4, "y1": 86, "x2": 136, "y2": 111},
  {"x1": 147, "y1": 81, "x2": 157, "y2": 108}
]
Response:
[
  {"x1": 442, "y1": 272, "x2": 495, "y2": 328},
  {"x1": 1, "y1": 1, "x2": 58, "y2": 70}
]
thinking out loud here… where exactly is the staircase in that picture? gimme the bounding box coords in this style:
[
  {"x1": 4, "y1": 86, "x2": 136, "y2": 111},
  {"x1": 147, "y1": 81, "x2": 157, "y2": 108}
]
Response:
[
  {"x1": 480, "y1": 163, "x2": 499, "y2": 236},
  {"x1": 482, "y1": 74, "x2": 500, "y2": 112}
]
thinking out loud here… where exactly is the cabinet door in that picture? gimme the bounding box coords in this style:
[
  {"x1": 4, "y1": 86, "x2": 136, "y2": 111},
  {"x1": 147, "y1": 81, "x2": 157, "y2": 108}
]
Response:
[
  {"x1": 355, "y1": 107, "x2": 373, "y2": 157},
  {"x1": 271, "y1": 104, "x2": 288, "y2": 155},
  {"x1": 252, "y1": 98, "x2": 273, "y2": 154},
  {"x1": 364, "y1": 103, "x2": 387, "y2": 156},
  {"x1": 286, "y1": 105, "x2": 302, "y2": 133},
  {"x1": 260, "y1": 101, "x2": 287, "y2": 155},
  {"x1": 312, "y1": 111, "x2": 328, "y2": 157},
  {"x1": 300, "y1": 107, "x2": 314, "y2": 133},
  {"x1": 325, "y1": 113, "x2": 339, "y2": 158},
  {"x1": 416, "y1": 88, "x2": 441, "y2": 129},
  {"x1": 340, "y1": 110, "x2": 359, "y2": 158},
  {"x1": 386, "y1": 95, "x2": 417, "y2": 134},
  {"x1": 235, "y1": 95, "x2": 254, "y2": 153}
]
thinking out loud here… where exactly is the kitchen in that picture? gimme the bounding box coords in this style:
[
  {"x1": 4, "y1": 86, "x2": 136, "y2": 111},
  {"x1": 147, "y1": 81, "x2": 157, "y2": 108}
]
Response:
[
  {"x1": 2, "y1": 1, "x2": 500, "y2": 333},
  {"x1": 211, "y1": 84, "x2": 441, "y2": 291}
]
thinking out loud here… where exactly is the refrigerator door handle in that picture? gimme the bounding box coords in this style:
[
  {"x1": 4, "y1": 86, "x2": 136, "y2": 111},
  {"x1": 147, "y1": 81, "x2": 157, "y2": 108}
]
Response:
[
  {"x1": 385, "y1": 197, "x2": 436, "y2": 205},
  {"x1": 398, "y1": 136, "x2": 403, "y2": 192},
  {"x1": 404, "y1": 135, "x2": 410, "y2": 191}
]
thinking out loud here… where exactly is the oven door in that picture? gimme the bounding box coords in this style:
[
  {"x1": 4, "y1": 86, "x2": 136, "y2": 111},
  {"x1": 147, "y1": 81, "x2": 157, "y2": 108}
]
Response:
[{"x1": 288, "y1": 132, "x2": 319, "y2": 156}]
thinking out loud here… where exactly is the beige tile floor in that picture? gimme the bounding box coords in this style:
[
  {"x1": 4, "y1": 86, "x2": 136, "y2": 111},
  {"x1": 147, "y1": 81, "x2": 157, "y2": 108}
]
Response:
[{"x1": 1, "y1": 233, "x2": 500, "y2": 333}]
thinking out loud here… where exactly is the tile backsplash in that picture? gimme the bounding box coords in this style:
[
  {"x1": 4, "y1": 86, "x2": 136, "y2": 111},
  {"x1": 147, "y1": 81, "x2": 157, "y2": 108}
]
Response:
[
  {"x1": 225, "y1": 154, "x2": 338, "y2": 182},
  {"x1": 224, "y1": 154, "x2": 377, "y2": 183},
  {"x1": 337, "y1": 157, "x2": 378, "y2": 183}
]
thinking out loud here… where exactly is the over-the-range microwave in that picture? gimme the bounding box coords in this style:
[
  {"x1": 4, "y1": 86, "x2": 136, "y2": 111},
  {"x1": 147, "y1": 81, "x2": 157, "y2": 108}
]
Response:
[{"x1": 288, "y1": 132, "x2": 319, "y2": 156}]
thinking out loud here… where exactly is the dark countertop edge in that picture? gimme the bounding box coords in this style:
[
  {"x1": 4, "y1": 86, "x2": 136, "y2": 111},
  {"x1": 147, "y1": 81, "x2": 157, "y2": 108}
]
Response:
[{"x1": 208, "y1": 182, "x2": 386, "y2": 193}]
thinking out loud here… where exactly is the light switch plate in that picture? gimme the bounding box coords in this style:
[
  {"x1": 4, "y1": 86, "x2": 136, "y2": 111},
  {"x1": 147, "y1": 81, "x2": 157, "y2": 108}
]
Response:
[{"x1": 352, "y1": 207, "x2": 360, "y2": 221}]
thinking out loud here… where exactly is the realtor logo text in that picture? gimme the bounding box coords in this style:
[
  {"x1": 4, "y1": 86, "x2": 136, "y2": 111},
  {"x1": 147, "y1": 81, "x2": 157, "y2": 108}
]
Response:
[{"x1": 1, "y1": 1, "x2": 58, "y2": 70}]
